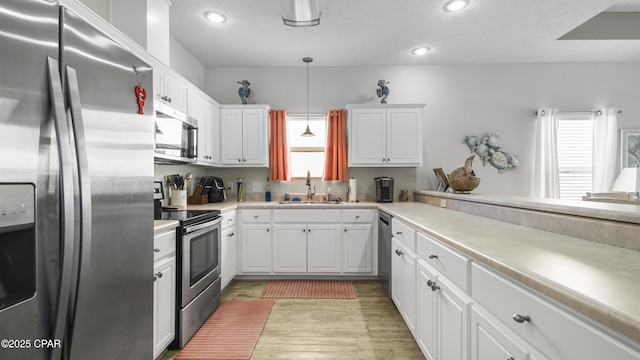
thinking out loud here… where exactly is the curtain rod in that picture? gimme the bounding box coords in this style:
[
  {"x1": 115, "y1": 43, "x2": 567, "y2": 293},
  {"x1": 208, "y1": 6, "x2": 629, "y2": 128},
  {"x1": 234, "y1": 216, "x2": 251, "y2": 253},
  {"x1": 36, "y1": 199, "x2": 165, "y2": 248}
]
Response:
[{"x1": 534, "y1": 109, "x2": 623, "y2": 116}]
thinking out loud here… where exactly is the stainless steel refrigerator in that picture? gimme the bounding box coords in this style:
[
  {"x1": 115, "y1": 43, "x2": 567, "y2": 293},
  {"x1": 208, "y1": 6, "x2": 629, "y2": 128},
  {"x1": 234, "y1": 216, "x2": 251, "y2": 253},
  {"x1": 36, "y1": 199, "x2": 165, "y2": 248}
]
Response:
[{"x1": 0, "y1": 0, "x2": 154, "y2": 359}]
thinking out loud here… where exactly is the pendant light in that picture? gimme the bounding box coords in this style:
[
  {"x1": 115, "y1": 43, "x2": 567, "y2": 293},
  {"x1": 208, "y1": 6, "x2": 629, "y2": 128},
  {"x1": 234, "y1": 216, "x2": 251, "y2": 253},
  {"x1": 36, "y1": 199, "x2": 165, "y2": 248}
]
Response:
[{"x1": 301, "y1": 56, "x2": 315, "y2": 137}]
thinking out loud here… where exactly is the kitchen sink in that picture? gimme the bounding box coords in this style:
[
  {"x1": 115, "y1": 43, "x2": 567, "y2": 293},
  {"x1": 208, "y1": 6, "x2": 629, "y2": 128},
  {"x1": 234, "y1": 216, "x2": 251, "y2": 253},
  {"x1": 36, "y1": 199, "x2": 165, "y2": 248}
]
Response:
[{"x1": 277, "y1": 200, "x2": 343, "y2": 205}]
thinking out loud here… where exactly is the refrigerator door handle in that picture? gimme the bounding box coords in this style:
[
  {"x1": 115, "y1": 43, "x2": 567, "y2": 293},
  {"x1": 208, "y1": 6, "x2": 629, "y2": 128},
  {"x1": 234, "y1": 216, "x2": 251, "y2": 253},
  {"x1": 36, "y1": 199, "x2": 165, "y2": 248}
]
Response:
[
  {"x1": 46, "y1": 56, "x2": 76, "y2": 360},
  {"x1": 65, "y1": 65, "x2": 93, "y2": 292}
]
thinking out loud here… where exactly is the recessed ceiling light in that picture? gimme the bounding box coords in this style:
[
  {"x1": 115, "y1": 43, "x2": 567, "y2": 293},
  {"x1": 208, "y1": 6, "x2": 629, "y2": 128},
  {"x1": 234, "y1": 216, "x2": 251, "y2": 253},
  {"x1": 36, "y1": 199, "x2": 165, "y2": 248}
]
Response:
[
  {"x1": 443, "y1": 0, "x2": 469, "y2": 12},
  {"x1": 411, "y1": 47, "x2": 431, "y2": 55},
  {"x1": 204, "y1": 11, "x2": 227, "y2": 23}
]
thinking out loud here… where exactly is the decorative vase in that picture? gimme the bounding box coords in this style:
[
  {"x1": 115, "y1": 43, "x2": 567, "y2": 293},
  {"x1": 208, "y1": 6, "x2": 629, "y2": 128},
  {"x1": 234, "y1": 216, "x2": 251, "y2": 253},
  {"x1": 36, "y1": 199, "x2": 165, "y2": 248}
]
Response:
[{"x1": 448, "y1": 155, "x2": 481, "y2": 193}]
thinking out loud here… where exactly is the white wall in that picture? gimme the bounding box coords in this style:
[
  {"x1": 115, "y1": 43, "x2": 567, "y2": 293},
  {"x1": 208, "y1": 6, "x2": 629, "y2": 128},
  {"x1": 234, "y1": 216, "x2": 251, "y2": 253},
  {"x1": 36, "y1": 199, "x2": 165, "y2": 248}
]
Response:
[
  {"x1": 170, "y1": 36, "x2": 205, "y2": 90},
  {"x1": 204, "y1": 63, "x2": 640, "y2": 196}
]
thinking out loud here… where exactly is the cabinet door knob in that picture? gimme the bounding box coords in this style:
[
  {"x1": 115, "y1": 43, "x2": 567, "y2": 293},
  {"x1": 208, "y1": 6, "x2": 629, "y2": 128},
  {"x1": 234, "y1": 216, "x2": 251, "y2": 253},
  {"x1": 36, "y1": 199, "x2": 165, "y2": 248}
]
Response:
[
  {"x1": 395, "y1": 249, "x2": 403, "y2": 256},
  {"x1": 303, "y1": 229, "x2": 306, "y2": 232},
  {"x1": 242, "y1": 158, "x2": 246, "y2": 162},
  {"x1": 238, "y1": 158, "x2": 242, "y2": 162},
  {"x1": 153, "y1": 276, "x2": 157, "y2": 282},
  {"x1": 512, "y1": 313, "x2": 531, "y2": 323},
  {"x1": 227, "y1": 232, "x2": 234, "y2": 237},
  {"x1": 508, "y1": 357, "x2": 515, "y2": 360},
  {"x1": 387, "y1": 158, "x2": 390, "y2": 162},
  {"x1": 154, "y1": 248, "x2": 161, "y2": 252},
  {"x1": 266, "y1": 228, "x2": 270, "y2": 232},
  {"x1": 429, "y1": 254, "x2": 438, "y2": 259},
  {"x1": 155, "y1": 272, "x2": 163, "y2": 278},
  {"x1": 430, "y1": 284, "x2": 440, "y2": 292},
  {"x1": 344, "y1": 229, "x2": 347, "y2": 232},
  {"x1": 355, "y1": 215, "x2": 360, "y2": 219},
  {"x1": 427, "y1": 279, "x2": 435, "y2": 287}
]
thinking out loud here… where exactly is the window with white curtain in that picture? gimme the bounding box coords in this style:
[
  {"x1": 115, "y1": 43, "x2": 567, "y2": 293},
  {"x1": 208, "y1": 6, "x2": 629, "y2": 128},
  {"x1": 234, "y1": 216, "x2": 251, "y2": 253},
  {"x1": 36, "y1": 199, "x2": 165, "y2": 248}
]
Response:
[
  {"x1": 287, "y1": 115, "x2": 327, "y2": 178},
  {"x1": 556, "y1": 113, "x2": 594, "y2": 200}
]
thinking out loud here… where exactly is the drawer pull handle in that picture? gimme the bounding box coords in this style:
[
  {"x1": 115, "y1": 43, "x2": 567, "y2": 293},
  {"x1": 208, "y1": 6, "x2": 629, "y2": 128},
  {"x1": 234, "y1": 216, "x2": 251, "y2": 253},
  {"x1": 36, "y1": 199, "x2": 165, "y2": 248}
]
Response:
[
  {"x1": 254, "y1": 215, "x2": 258, "y2": 218},
  {"x1": 508, "y1": 357, "x2": 515, "y2": 360},
  {"x1": 155, "y1": 272, "x2": 163, "y2": 278},
  {"x1": 395, "y1": 249, "x2": 403, "y2": 256},
  {"x1": 512, "y1": 313, "x2": 530, "y2": 323},
  {"x1": 355, "y1": 215, "x2": 360, "y2": 219},
  {"x1": 154, "y1": 248, "x2": 161, "y2": 252},
  {"x1": 429, "y1": 254, "x2": 438, "y2": 259},
  {"x1": 227, "y1": 232, "x2": 234, "y2": 237},
  {"x1": 396, "y1": 231, "x2": 403, "y2": 235}
]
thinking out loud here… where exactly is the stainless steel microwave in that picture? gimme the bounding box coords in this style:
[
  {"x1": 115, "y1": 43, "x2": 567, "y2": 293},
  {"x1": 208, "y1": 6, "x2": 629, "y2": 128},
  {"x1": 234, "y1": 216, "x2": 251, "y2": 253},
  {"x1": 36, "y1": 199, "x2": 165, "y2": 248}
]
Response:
[{"x1": 154, "y1": 102, "x2": 198, "y2": 164}]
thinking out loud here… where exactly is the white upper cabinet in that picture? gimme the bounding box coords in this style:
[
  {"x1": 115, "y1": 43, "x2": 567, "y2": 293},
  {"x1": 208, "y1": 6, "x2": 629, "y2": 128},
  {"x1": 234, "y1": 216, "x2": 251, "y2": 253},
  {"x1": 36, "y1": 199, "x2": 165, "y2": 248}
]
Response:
[
  {"x1": 190, "y1": 91, "x2": 220, "y2": 166},
  {"x1": 220, "y1": 105, "x2": 270, "y2": 167},
  {"x1": 347, "y1": 104, "x2": 424, "y2": 167}
]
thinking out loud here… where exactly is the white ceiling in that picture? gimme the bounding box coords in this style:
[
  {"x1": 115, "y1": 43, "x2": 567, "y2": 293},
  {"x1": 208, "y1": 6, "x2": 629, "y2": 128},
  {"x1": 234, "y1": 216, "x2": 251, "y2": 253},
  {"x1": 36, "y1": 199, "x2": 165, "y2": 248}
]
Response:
[{"x1": 169, "y1": 0, "x2": 640, "y2": 67}]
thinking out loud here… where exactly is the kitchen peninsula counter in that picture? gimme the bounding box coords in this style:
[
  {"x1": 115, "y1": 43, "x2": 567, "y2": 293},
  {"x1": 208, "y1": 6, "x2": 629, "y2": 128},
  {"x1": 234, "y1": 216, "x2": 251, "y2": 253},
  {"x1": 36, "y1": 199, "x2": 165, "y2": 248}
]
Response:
[
  {"x1": 378, "y1": 201, "x2": 640, "y2": 346},
  {"x1": 152, "y1": 199, "x2": 640, "y2": 345}
]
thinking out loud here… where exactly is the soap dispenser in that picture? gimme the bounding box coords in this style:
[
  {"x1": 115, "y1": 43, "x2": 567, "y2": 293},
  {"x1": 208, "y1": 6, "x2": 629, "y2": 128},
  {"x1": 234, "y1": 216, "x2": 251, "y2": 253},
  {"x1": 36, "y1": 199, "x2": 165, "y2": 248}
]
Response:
[{"x1": 265, "y1": 177, "x2": 271, "y2": 202}]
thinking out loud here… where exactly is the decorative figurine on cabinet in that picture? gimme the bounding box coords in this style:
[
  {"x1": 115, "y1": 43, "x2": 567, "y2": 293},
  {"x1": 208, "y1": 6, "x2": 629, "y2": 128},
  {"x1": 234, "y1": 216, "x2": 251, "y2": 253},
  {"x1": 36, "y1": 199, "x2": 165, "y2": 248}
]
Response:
[
  {"x1": 237, "y1": 80, "x2": 251, "y2": 104},
  {"x1": 376, "y1": 79, "x2": 390, "y2": 104}
]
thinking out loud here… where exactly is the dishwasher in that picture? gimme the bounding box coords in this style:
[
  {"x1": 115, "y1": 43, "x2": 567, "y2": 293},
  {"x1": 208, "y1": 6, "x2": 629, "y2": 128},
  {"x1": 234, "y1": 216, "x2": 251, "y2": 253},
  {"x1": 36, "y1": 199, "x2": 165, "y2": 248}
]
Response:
[{"x1": 378, "y1": 211, "x2": 392, "y2": 297}]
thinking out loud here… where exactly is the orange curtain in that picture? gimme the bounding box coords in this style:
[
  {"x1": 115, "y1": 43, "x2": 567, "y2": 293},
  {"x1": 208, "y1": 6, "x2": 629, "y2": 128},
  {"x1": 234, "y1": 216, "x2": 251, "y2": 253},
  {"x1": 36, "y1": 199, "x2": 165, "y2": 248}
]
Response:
[
  {"x1": 269, "y1": 109, "x2": 290, "y2": 181},
  {"x1": 323, "y1": 109, "x2": 348, "y2": 181}
]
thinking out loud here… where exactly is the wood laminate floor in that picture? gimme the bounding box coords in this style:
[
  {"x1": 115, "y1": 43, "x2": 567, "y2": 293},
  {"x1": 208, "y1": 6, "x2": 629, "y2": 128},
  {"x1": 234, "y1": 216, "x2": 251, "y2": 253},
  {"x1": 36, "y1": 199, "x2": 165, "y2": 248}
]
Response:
[{"x1": 159, "y1": 280, "x2": 424, "y2": 360}]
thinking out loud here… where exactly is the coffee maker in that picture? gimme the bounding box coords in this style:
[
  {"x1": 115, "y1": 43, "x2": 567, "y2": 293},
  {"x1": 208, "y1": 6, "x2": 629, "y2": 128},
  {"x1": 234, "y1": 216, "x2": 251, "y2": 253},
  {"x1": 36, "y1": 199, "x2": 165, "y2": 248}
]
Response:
[{"x1": 374, "y1": 177, "x2": 394, "y2": 203}]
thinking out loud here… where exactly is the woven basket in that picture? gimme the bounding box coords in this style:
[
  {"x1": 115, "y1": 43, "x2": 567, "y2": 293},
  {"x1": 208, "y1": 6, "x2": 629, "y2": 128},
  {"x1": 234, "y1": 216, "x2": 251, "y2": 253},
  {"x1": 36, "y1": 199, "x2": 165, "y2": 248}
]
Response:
[{"x1": 448, "y1": 156, "x2": 481, "y2": 193}]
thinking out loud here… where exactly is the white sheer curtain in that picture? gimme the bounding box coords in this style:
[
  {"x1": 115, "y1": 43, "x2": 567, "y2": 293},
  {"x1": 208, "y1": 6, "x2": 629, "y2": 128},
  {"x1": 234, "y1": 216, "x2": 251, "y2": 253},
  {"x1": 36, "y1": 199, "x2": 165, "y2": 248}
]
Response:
[
  {"x1": 533, "y1": 108, "x2": 560, "y2": 198},
  {"x1": 593, "y1": 108, "x2": 618, "y2": 192}
]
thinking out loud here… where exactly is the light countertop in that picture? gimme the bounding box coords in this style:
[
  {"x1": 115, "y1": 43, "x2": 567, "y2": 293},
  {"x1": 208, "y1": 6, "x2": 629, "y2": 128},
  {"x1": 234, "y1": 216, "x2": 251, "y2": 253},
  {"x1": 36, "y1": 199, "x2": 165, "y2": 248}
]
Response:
[
  {"x1": 415, "y1": 190, "x2": 640, "y2": 225},
  {"x1": 152, "y1": 199, "x2": 640, "y2": 344},
  {"x1": 377, "y1": 202, "x2": 640, "y2": 344}
]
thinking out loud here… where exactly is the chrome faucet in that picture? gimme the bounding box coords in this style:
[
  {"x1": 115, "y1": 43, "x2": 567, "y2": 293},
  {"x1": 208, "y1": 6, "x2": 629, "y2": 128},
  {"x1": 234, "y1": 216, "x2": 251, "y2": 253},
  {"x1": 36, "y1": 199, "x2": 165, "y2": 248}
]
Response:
[{"x1": 306, "y1": 170, "x2": 314, "y2": 201}]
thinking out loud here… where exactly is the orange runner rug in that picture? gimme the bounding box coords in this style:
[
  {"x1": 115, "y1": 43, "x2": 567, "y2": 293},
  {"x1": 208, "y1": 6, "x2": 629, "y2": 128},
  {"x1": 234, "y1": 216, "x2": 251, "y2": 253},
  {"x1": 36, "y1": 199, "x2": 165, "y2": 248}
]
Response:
[
  {"x1": 259, "y1": 280, "x2": 356, "y2": 299},
  {"x1": 175, "y1": 299, "x2": 274, "y2": 360}
]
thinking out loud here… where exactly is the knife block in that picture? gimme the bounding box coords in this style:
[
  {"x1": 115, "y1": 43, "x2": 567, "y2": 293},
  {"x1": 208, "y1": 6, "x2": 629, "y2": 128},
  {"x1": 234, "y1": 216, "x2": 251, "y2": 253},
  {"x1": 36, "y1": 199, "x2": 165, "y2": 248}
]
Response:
[{"x1": 188, "y1": 186, "x2": 208, "y2": 205}]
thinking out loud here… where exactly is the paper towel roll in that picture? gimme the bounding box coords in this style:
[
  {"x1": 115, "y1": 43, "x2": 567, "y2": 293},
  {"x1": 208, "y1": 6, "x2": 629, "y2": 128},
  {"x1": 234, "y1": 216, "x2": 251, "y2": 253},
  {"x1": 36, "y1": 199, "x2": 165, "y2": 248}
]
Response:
[{"x1": 348, "y1": 178, "x2": 357, "y2": 202}]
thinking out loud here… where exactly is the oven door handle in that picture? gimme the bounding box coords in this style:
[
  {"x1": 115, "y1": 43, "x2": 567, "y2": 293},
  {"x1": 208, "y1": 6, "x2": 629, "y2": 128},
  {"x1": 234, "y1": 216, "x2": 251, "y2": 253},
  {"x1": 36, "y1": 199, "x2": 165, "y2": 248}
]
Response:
[{"x1": 184, "y1": 217, "x2": 221, "y2": 234}]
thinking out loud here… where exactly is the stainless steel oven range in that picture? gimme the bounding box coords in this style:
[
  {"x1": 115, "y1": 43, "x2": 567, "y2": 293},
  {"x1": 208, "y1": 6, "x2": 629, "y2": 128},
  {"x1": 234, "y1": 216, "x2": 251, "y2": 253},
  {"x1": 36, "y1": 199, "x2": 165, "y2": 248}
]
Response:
[{"x1": 157, "y1": 208, "x2": 221, "y2": 348}]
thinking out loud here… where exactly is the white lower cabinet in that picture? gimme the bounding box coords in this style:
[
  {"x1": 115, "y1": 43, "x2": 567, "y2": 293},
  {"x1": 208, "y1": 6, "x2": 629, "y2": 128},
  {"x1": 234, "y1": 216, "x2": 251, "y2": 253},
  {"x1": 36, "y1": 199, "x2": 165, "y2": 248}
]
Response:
[
  {"x1": 221, "y1": 225, "x2": 237, "y2": 289},
  {"x1": 153, "y1": 228, "x2": 176, "y2": 359},
  {"x1": 471, "y1": 306, "x2": 529, "y2": 360},
  {"x1": 472, "y1": 262, "x2": 640, "y2": 360},
  {"x1": 273, "y1": 225, "x2": 308, "y2": 272},
  {"x1": 307, "y1": 225, "x2": 341, "y2": 273},
  {"x1": 392, "y1": 238, "x2": 417, "y2": 336},
  {"x1": 417, "y1": 259, "x2": 471, "y2": 360},
  {"x1": 342, "y1": 224, "x2": 372, "y2": 273},
  {"x1": 272, "y1": 224, "x2": 341, "y2": 273},
  {"x1": 241, "y1": 224, "x2": 272, "y2": 273}
]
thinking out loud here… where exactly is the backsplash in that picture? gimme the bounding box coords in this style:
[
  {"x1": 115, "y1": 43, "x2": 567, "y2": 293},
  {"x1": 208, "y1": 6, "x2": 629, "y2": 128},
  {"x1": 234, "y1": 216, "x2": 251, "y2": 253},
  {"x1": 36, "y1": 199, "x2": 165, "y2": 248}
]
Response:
[{"x1": 155, "y1": 164, "x2": 417, "y2": 203}]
